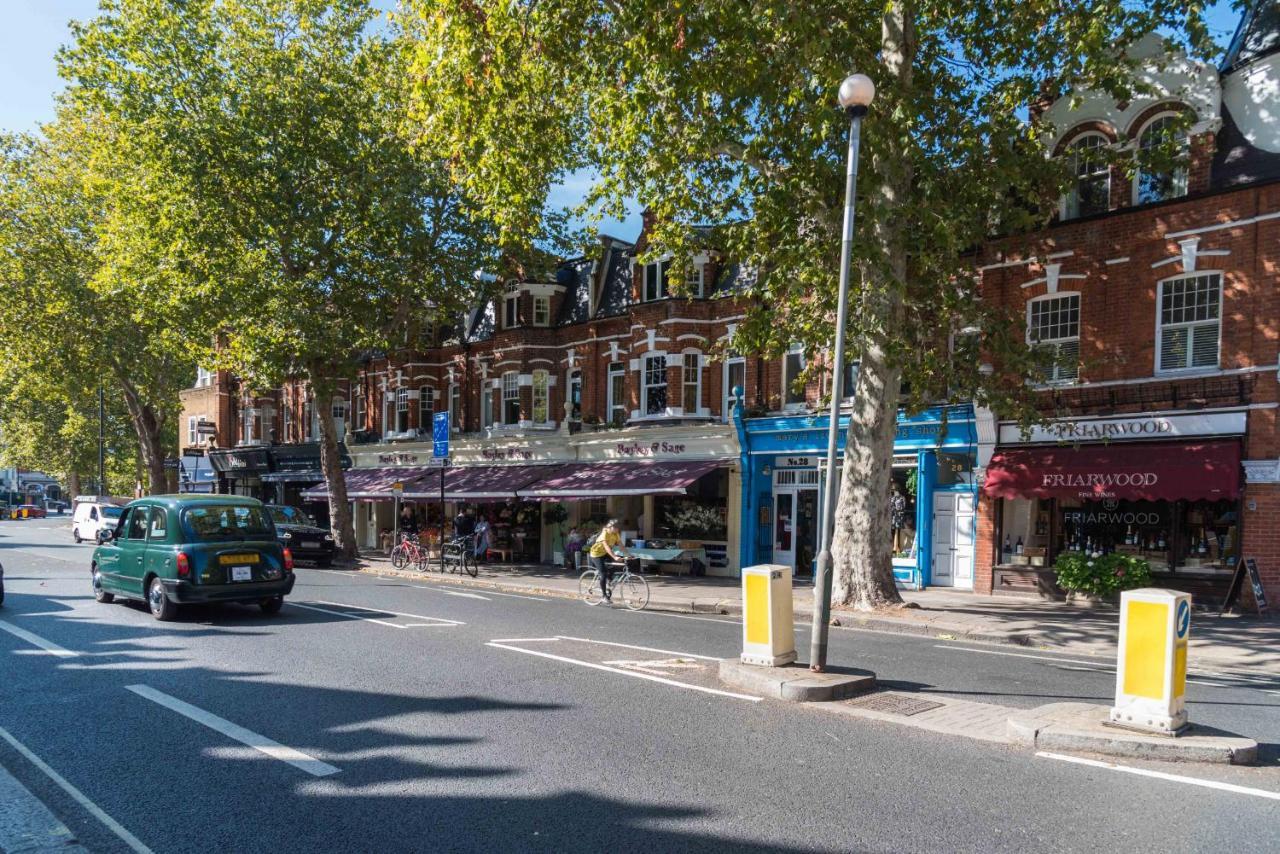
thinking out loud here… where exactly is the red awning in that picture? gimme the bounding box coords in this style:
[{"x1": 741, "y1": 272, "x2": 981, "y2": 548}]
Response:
[
  {"x1": 300, "y1": 466, "x2": 438, "y2": 501},
  {"x1": 518, "y1": 460, "x2": 722, "y2": 499},
  {"x1": 403, "y1": 464, "x2": 553, "y2": 500},
  {"x1": 983, "y1": 440, "x2": 1241, "y2": 502}
]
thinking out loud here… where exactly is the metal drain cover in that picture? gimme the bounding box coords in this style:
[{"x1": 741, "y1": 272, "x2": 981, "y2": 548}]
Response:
[{"x1": 846, "y1": 693, "x2": 944, "y2": 716}]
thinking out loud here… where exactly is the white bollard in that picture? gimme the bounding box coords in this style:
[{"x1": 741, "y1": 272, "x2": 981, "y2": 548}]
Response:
[
  {"x1": 1110, "y1": 588, "x2": 1191, "y2": 735},
  {"x1": 741, "y1": 564, "x2": 796, "y2": 666}
]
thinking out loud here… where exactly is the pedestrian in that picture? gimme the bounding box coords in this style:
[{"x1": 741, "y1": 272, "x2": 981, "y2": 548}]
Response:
[
  {"x1": 399, "y1": 505, "x2": 418, "y2": 539},
  {"x1": 473, "y1": 515, "x2": 492, "y2": 560},
  {"x1": 454, "y1": 505, "x2": 476, "y2": 540},
  {"x1": 587, "y1": 518, "x2": 627, "y2": 603}
]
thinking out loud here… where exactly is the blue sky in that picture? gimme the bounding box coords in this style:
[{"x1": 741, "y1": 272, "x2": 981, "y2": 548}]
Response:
[{"x1": 1, "y1": 0, "x2": 1246, "y2": 241}]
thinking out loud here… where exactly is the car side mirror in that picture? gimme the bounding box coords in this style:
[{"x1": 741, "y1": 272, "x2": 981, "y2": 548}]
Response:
[{"x1": 97, "y1": 528, "x2": 115, "y2": 544}]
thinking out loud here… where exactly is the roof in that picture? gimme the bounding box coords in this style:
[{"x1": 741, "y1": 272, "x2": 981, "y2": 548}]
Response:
[
  {"x1": 125, "y1": 495, "x2": 265, "y2": 509},
  {"x1": 1223, "y1": 1, "x2": 1280, "y2": 72},
  {"x1": 594, "y1": 240, "x2": 634, "y2": 317}
]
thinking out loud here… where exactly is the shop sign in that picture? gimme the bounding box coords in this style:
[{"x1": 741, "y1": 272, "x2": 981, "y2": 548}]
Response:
[
  {"x1": 896, "y1": 423, "x2": 943, "y2": 440},
  {"x1": 377, "y1": 452, "x2": 421, "y2": 465},
  {"x1": 1063, "y1": 504, "x2": 1170, "y2": 527},
  {"x1": 1042, "y1": 471, "x2": 1159, "y2": 499},
  {"x1": 481, "y1": 447, "x2": 535, "y2": 461},
  {"x1": 615, "y1": 440, "x2": 688, "y2": 457},
  {"x1": 1000, "y1": 411, "x2": 1247, "y2": 445},
  {"x1": 777, "y1": 456, "x2": 816, "y2": 468}
]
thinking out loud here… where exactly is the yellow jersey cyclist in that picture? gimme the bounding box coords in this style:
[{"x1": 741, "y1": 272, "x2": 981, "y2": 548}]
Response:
[{"x1": 587, "y1": 518, "x2": 628, "y2": 603}]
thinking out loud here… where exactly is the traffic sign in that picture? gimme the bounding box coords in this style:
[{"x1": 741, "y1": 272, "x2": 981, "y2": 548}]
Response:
[
  {"x1": 391, "y1": 482, "x2": 404, "y2": 497},
  {"x1": 433, "y1": 411, "x2": 450, "y2": 458}
]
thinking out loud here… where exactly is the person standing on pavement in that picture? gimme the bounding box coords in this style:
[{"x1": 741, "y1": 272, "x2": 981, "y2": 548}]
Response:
[
  {"x1": 588, "y1": 519, "x2": 627, "y2": 602},
  {"x1": 454, "y1": 505, "x2": 476, "y2": 543}
]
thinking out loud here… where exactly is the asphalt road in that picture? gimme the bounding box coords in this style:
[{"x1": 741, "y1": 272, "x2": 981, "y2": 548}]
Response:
[{"x1": 2, "y1": 517, "x2": 1278, "y2": 853}]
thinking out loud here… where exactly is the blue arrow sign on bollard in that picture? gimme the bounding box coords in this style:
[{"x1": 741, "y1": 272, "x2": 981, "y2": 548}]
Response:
[{"x1": 433, "y1": 411, "x2": 450, "y2": 459}]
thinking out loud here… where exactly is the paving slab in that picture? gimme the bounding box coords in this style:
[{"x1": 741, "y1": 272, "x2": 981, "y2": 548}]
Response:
[
  {"x1": 819, "y1": 691, "x2": 1014, "y2": 744},
  {"x1": 1006, "y1": 702, "x2": 1259, "y2": 765},
  {"x1": 717, "y1": 659, "x2": 875, "y2": 702}
]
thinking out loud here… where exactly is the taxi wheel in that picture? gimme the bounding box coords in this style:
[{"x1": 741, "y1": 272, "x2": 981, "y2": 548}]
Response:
[
  {"x1": 92, "y1": 566, "x2": 114, "y2": 604},
  {"x1": 148, "y1": 577, "x2": 177, "y2": 621},
  {"x1": 260, "y1": 596, "x2": 284, "y2": 615}
]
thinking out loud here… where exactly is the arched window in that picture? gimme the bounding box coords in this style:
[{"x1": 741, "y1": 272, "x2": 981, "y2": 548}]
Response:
[
  {"x1": 1135, "y1": 114, "x2": 1189, "y2": 205},
  {"x1": 418, "y1": 386, "x2": 434, "y2": 431},
  {"x1": 532, "y1": 370, "x2": 549, "y2": 423},
  {"x1": 1063, "y1": 133, "x2": 1110, "y2": 219},
  {"x1": 681, "y1": 351, "x2": 702, "y2": 414}
]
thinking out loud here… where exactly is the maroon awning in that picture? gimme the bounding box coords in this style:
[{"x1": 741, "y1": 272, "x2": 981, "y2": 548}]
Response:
[
  {"x1": 518, "y1": 460, "x2": 722, "y2": 499},
  {"x1": 300, "y1": 466, "x2": 438, "y2": 501},
  {"x1": 983, "y1": 440, "x2": 1241, "y2": 501},
  {"x1": 403, "y1": 464, "x2": 553, "y2": 500}
]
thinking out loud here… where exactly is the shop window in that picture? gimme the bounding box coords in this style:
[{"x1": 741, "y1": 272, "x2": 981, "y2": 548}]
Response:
[
  {"x1": 1056, "y1": 498, "x2": 1238, "y2": 572},
  {"x1": 655, "y1": 468, "x2": 728, "y2": 541},
  {"x1": 1157, "y1": 273, "x2": 1220, "y2": 373},
  {"x1": 504, "y1": 293, "x2": 519, "y2": 328},
  {"x1": 1134, "y1": 114, "x2": 1188, "y2": 205},
  {"x1": 723, "y1": 355, "x2": 745, "y2": 423},
  {"x1": 782, "y1": 344, "x2": 806, "y2": 409},
  {"x1": 1027, "y1": 293, "x2": 1080, "y2": 383},
  {"x1": 585, "y1": 498, "x2": 609, "y2": 522},
  {"x1": 533, "y1": 295, "x2": 550, "y2": 326},
  {"x1": 643, "y1": 354, "x2": 668, "y2": 415},
  {"x1": 643, "y1": 260, "x2": 671, "y2": 302},
  {"x1": 396, "y1": 388, "x2": 410, "y2": 433},
  {"x1": 682, "y1": 352, "x2": 701, "y2": 413},
  {"x1": 418, "y1": 386, "x2": 434, "y2": 431},
  {"x1": 449, "y1": 383, "x2": 460, "y2": 431},
  {"x1": 502, "y1": 372, "x2": 520, "y2": 425},
  {"x1": 1063, "y1": 133, "x2": 1109, "y2": 220},
  {"x1": 890, "y1": 466, "x2": 918, "y2": 559},
  {"x1": 607, "y1": 362, "x2": 627, "y2": 426},
  {"x1": 532, "y1": 370, "x2": 549, "y2": 424}
]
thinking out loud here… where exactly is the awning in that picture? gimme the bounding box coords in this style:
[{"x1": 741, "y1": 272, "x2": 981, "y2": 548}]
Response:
[
  {"x1": 300, "y1": 466, "x2": 438, "y2": 500},
  {"x1": 261, "y1": 470, "x2": 325, "y2": 483},
  {"x1": 403, "y1": 465, "x2": 552, "y2": 500},
  {"x1": 518, "y1": 460, "x2": 722, "y2": 499},
  {"x1": 983, "y1": 440, "x2": 1241, "y2": 501}
]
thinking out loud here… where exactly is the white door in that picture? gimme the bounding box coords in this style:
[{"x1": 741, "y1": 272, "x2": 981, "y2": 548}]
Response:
[
  {"x1": 773, "y1": 491, "x2": 796, "y2": 571},
  {"x1": 931, "y1": 492, "x2": 975, "y2": 589}
]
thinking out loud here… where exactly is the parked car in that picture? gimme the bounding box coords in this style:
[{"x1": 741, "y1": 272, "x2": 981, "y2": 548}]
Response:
[
  {"x1": 91, "y1": 495, "x2": 294, "y2": 621},
  {"x1": 9, "y1": 504, "x2": 46, "y2": 520},
  {"x1": 265, "y1": 504, "x2": 335, "y2": 567},
  {"x1": 72, "y1": 499, "x2": 124, "y2": 543}
]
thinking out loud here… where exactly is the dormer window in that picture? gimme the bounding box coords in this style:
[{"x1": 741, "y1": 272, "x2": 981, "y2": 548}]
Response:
[
  {"x1": 1135, "y1": 114, "x2": 1189, "y2": 205},
  {"x1": 533, "y1": 295, "x2": 550, "y2": 326},
  {"x1": 504, "y1": 293, "x2": 519, "y2": 328},
  {"x1": 1063, "y1": 133, "x2": 1110, "y2": 220},
  {"x1": 643, "y1": 260, "x2": 671, "y2": 302}
]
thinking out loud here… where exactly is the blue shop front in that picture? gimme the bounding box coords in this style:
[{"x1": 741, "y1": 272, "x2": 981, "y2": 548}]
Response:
[{"x1": 735, "y1": 404, "x2": 979, "y2": 589}]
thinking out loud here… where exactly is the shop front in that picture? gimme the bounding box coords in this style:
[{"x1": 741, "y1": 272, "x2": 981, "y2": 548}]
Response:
[
  {"x1": 981, "y1": 410, "x2": 1247, "y2": 600},
  {"x1": 262, "y1": 442, "x2": 352, "y2": 521},
  {"x1": 207, "y1": 447, "x2": 272, "y2": 499},
  {"x1": 737, "y1": 404, "x2": 980, "y2": 589}
]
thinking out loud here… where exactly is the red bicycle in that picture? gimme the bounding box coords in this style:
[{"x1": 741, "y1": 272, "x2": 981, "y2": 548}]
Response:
[{"x1": 389, "y1": 532, "x2": 429, "y2": 571}]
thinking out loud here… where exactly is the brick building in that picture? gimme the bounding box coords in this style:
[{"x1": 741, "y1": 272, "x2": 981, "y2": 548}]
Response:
[{"x1": 974, "y1": 21, "x2": 1280, "y2": 607}]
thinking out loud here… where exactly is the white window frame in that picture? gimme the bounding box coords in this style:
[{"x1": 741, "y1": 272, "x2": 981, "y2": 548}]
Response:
[
  {"x1": 187, "y1": 416, "x2": 198, "y2": 447},
  {"x1": 308, "y1": 396, "x2": 321, "y2": 440},
  {"x1": 395, "y1": 388, "x2": 410, "y2": 433},
  {"x1": 1156, "y1": 272, "x2": 1222, "y2": 374},
  {"x1": 1062, "y1": 132, "x2": 1110, "y2": 220},
  {"x1": 504, "y1": 293, "x2": 519, "y2": 328},
  {"x1": 607, "y1": 362, "x2": 627, "y2": 426},
  {"x1": 642, "y1": 354, "x2": 668, "y2": 416},
  {"x1": 331, "y1": 397, "x2": 347, "y2": 442},
  {"x1": 282, "y1": 400, "x2": 293, "y2": 442},
  {"x1": 502, "y1": 371, "x2": 520, "y2": 425},
  {"x1": 782, "y1": 344, "x2": 807, "y2": 411},
  {"x1": 381, "y1": 388, "x2": 392, "y2": 438},
  {"x1": 532, "y1": 370, "x2": 550, "y2": 424},
  {"x1": 685, "y1": 260, "x2": 705, "y2": 298},
  {"x1": 1133, "y1": 112, "x2": 1189, "y2": 206},
  {"x1": 1026, "y1": 292, "x2": 1081, "y2": 384},
  {"x1": 242, "y1": 405, "x2": 260, "y2": 444},
  {"x1": 195, "y1": 366, "x2": 212, "y2": 388},
  {"x1": 449, "y1": 383, "x2": 460, "y2": 431},
  {"x1": 481, "y1": 383, "x2": 493, "y2": 430},
  {"x1": 567, "y1": 369, "x2": 582, "y2": 421},
  {"x1": 532, "y1": 295, "x2": 550, "y2": 326},
  {"x1": 681, "y1": 351, "x2": 702, "y2": 414},
  {"x1": 418, "y1": 386, "x2": 434, "y2": 432},
  {"x1": 723, "y1": 355, "x2": 746, "y2": 423},
  {"x1": 643, "y1": 260, "x2": 671, "y2": 302},
  {"x1": 353, "y1": 389, "x2": 365, "y2": 433}
]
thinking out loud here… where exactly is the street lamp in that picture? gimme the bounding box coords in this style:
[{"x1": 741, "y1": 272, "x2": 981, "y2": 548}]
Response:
[{"x1": 811, "y1": 73, "x2": 875, "y2": 673}]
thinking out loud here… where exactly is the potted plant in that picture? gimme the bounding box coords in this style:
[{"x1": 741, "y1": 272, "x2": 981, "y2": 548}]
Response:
[{"x1": 1052, "y1": 552, "x2": 1153, "y2": 605}]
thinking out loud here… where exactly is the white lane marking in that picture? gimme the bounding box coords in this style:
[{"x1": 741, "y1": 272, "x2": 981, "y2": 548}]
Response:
[
  {"x1": 554, "y1": 635, "x2": 722, "y2": 662},
  {"x1": 125, "y1": 685, "x2": 340, "y2": 778},
  {"x1": 435, "y1": 589, "x2": 491, "y2": 601},
  {"x1": 490, "y1": 637, "x2": 561, "y2": 643},
  {"x1": 315, "y1": 600, "x2": 464, "y2": 625},
  {"x1": 0, "y1": 620, "x2": 78, "y2": 658},
  {"x1": 0, "y1": 725, "x2": 154, "y2": 853},
  {"x1": 1036, "y1": 751, "x2": 1280, "y2": 801},
  {"x1": 936, "y1": 645, "x2": 1258, "y2": 689},
  {"x1": 487, "y1": 641, "x2": 761, "y2": 702},
  {"x1": 407, "y1": 581, "x2": 548, "y2": 601},
  {"x1": 288, "y1": 602, "x2": 409, "y2": 629},
  {"x1": 308, "y1": 566, "x2": 549, "y2": 600}
]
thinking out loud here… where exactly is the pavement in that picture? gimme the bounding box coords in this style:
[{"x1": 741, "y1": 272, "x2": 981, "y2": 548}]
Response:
[
  {"x1": 355, "y1": 553, "x2": 1280, "y2": 677},
  {"x1": 3, "y1": 517, "x2": 1280, "y2": 852}
]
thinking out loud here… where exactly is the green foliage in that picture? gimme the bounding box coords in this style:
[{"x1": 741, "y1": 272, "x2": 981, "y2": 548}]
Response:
[{"x1": 1054, "y1": 552, "x2": 1153, "y2": 597}]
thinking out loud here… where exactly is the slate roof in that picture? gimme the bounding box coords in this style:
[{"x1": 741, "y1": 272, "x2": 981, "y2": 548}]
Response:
[{"x1": 594, "y1": 240, "x2": 634, "y2": 317}]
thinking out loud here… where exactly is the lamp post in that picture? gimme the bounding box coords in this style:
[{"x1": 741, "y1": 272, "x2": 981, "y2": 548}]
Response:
[{"x1": 810, "y1": 73, "x2": 875, "y2": 673}]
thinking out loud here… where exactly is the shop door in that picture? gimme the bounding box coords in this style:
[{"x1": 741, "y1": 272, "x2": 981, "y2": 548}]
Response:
[
  {"x1": 931, "y1": 492, "x2": 975, "y2": 589},
  {"x1": 794, "y1": 488, "x2": 818, "y2": 577},
  {"x1": 773, "y1": 492, "x2": 796, "y2": 570},
  {"x1": 773, "y1": 470, "x2": 820, "y2": 576}
]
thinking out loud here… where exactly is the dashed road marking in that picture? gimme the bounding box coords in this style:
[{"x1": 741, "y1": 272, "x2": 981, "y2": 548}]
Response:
[
  {"x1": 434, "y1": 589, "x2": 491, "y2": 601},
  {"x1": 0, "y1": 620, "x2": 78, "y2": 658},
  {"x1": 314, "y1": 599, "x2": 464, "y2": 625},
  {"x1": 126, "y1": 685, "x2": 340, "y2": 777},
  {"x1": 1036, "y1": 751, "x2": 1280, "y2": 801}
]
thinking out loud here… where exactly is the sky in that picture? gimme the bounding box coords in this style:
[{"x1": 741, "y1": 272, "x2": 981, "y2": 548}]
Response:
[{"x1": 0, "y1": 0, "x2": 1246, "y2": 241}]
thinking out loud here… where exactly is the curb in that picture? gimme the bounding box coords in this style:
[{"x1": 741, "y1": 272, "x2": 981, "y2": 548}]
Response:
[{"x1": 718, "y1": 658, "x2": 876, "y2": 702}]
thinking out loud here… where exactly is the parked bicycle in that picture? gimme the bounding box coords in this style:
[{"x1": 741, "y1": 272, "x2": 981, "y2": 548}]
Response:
[
  {"x1": 389, "y1": 531, "x2": 430, "y2": 571},
  {"x1": 579, "y1": 559, "x2": 649, "y2": 610},
  {"x1": 440, "y1": 534, "x2": 479, "y2": 578}
]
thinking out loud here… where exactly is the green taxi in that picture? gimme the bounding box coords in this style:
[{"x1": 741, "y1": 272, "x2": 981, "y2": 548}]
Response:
[{"x1": 91, "y1": 495, "x2": 295, "y2": 621}]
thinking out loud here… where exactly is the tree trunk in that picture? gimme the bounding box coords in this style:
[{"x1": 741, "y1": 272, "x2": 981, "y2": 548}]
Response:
[
  {"x1": 312, "y1": 372, "x2": 358, "y2": 559},
  {"x1": 116, "y1": 375, "x2": 169, "y2": 494},
  {"x1": 68, "y1": 471, "x2": 81, "y2": 500},
  {"x1": 830, "y1": 1, "x2": 914, "y2": 611}
]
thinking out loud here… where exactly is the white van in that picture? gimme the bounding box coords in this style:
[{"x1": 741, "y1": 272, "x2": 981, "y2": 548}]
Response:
[{"x1": 71, "y1": 497, "x2": 124, "y2": 543}]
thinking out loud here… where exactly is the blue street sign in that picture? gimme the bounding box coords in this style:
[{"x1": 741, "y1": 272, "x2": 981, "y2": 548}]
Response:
[
  {"x1": 1176, "y1": 599, "x2": 1190, "y2": 639},
  {"x1": 432, "y1": 411, "x2": 450, "y2": 458}
]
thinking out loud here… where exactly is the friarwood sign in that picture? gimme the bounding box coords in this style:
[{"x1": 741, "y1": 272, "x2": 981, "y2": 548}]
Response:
[{"x1": 998, "y1": 411, "x2": 1247, "y2": 445}]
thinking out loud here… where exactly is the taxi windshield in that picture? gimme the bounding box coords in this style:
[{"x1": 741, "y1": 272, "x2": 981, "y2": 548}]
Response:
[{"x1": 181, "y1": 504, "x2": 274, "y2": 541}]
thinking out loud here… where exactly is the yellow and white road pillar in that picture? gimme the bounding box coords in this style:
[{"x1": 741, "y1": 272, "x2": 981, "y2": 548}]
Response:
[
  {"x1": 741, "y1": 564, "x2": 796, "y2": 666},
  {"x1": 1110, "y1": 588, "x2": 1191, "y2": 734}
]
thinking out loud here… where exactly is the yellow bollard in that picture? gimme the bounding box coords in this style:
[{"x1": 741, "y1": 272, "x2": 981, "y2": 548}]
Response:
[
  {"x1": 741, "y1": 564, "x2": 796, "y2": 666},
  {"x1": 1110, "y1": 588, "x2": 1191, "y2": 735}
]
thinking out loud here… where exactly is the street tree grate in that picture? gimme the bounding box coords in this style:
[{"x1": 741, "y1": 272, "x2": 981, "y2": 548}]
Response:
[{"x1": 845, "y1": 693, "x2": 944, "y2": 717}]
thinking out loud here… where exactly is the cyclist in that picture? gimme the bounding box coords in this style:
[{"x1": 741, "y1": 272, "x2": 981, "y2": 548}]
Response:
[{"x1": 587, "y1": 519, "x2": 627, "y2": 603}]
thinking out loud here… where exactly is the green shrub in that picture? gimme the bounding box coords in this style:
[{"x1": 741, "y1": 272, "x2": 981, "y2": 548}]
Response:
[{"x1": 1053, "y1": 552, "x2": 1153, "y2": 597}]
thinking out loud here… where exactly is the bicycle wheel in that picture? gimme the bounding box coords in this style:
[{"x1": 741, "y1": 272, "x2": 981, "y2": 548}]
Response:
[
  {"x1": 617, "y1": 573, "x2": 649, "y2": 611},
  {"x1": 462, "y1": 550, "x2": 478, "y2": 578},
  {"x1": 390, "y1": 545, "x2": 408, "y2": 569},
  {"x1": 578, "y1": 570, "x2": 603, "y2": 606},
  {"x1": 414, "y1": 548, "x2": 430, "y2": 572}
]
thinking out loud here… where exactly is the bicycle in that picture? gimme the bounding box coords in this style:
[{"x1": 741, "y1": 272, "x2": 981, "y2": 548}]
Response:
[
  {"x1": 389, "y1": 532, "x2": 429, "y2": 571},
  {"x1": 578, "y1": 558, "x2": 649, "y2": 610},
  {"x1": 440, "y1": 534, "x2": 479, "y2": 578}
]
